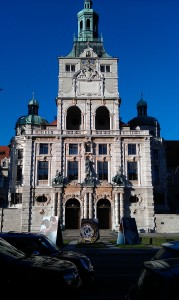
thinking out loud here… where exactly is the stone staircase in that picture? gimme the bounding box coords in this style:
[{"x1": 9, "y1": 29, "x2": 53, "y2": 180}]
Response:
[{"x1": 62, "y1": 229, "x2": 118, "y2": 243}]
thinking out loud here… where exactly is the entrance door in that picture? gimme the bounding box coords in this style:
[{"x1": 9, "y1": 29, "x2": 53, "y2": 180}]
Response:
[
  {"x1": 65, "y1": 198, "x2": 80, "y2": 229},
  {"x1": 97, "y1": 199, "x2": 111, "y2": 229}
]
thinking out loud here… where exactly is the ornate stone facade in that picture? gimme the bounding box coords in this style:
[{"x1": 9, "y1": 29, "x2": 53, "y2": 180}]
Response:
[{"x1": 5, "y1": 1, "x2": 171, "y2": 233}]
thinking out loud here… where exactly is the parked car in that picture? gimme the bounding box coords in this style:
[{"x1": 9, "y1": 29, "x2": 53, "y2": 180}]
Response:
[
  {"x1": 125, "y1": 257, "x2": 179, "y2": 300},
  {"x1": 0, "y1": 231, "x2": 95, "y2": 286},
  {"x1": 151, "y1": 240, "x2": 179, "y2": 260},
  {"x1": 0, "y1": 236, "x2": 81, "y2": 298}
]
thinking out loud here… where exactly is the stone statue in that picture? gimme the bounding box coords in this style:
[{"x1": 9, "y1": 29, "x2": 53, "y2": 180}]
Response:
[
  {"x1": 52, "y1": 170, "x2": 64, "y2": 185},
  {"x1": 85, "y1": 159, "x2": 92, "y2": 177},
  {"x1": 112, "y1": 171, "x2": 124, "y2": 185}
]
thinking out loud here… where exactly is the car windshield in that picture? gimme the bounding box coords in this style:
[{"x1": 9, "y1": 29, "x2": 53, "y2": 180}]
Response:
[
  {"x1": 3, "y1": 234, "x2": 62, "y2": 256},
  {"x1": 38, "y1": 235, "x2": 62, "y2": 253},
  {"x1": 0, "y1": 238, "x2": 25, "y2": 261}
]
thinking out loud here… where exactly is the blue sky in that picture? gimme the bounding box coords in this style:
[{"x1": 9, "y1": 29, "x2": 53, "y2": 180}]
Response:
[{"x1": 0, "y1": 0, "x2": 179, "y2": 145}]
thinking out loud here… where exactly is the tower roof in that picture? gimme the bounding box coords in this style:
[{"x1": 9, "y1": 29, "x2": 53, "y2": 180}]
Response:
[
  {"x1": 128, "y1": 95, "x2": 160, "y2": 132},
  {"x1": 15, "y1": 95, "x2": 49, "y2": 128},
  {"x1": 66, "y1": 0, "x2": 111, "y2": 58}
]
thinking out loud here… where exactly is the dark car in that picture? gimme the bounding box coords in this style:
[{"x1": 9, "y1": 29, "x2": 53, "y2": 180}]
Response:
[
  {"x1": 0, "y1": 231, "x2": 95, "y2": 286},
  {"x1": 125, "y1": 257, "x2": 179, "y2": 300},
  {"x1": 0, "y1": 236, "x2": 81, "y2": 298},
  {"x1": 151, "y1": 240, "x2": 179, "y2": 260}
]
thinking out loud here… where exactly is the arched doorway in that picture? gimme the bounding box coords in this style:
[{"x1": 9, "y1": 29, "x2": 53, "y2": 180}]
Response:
[
  {"x1": 97, "y1": 199, "x2": 111, "y2": 229},
  {"x1": 65, "y1": 198, "x2": 80, "y2": 229}
]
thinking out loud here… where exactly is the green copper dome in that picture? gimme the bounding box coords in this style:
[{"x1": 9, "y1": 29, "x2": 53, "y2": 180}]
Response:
[
  {"x1": 15, "y1": 95, "x2": 49, "y2": 128},
  {"x1": 128, "y1": 96, "x2": 160, "y2": 135},
  {"x1": 128, "y1": 115, "x2": 159, "y2": 127}
]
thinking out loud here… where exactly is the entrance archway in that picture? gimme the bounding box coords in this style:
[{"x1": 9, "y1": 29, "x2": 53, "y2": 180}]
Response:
[
  {"x1": 65, "y1": 198, "x2": 80, "y2": 229},
  {"x1": 97, "y1": 199, "x2": 111, "y2": 229}
]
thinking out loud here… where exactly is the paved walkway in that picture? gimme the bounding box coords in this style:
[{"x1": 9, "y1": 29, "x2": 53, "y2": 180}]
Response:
[
  {"x1": 62, "y1": 229, "x2": 119, "y2": 249},
  {"x1": 63, "y1": 229, "x2": 118, "y2": 240}
]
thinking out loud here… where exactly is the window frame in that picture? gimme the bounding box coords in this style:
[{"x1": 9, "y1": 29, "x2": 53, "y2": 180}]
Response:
[
  {"x1": 99, "y1": 144, "x2": 107, "y2": 155},
  {"x1": 38, "y1": 161, "x2": 48, "y2": 180},
  {"x1": 127, "y1": 161, "x2": 138, "y2": 180},
  {"x1": 68, "y1": 161, "x2": 78, "y2": 181},
  {"x1": 98, "y1": 161, "x2": 108, "y2": 180},
  {"x1": 128, "y1": 144, "x2": 136, "y2": 155},
  {"x1": 65, "y1": 64, "x2": 76, "y2": 72},
  {"x1": 39, "y1": 144, "x2": 48, "y2": 155},
  {"x1": 100, "y1": 64, "x2": 111, "y2": 73},
  {"x1": 69, "y1": 144, "x2": 78, "y2": 155}
]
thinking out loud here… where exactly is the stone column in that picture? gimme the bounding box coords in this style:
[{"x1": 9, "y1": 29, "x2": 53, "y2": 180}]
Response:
[
  {"x1": 84, "y1": 193, "x2": 88, "y2": 219},
  {"x1": 115, "y1": 192, "x2": 119, "y2": 225},
  {"x1": 89, "y1": 193, "x2": 93, "y2": 219},
  {"x1": 53, "y1": 192, "x2": 57, "y2": 216},
  {"x1": 57, "y1": 192, "x2": 62, "y2": 220},
  {"x1": 120, "y1": 193, "x2": 124, "y2": 220}
]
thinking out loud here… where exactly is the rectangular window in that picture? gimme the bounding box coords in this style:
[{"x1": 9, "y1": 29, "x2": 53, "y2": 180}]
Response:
[
  {"x1": 127, "y1": 162, "x2": 138, "y2": 180},
  {"x1": 100, "y1": 65, "x2": 105, "y2": 72},
  {"x1": 85, "y1": 143, "x2": 91, "y2": 153},
  {"x1": 128, "y1": 144, "x2": 136, "y2": 155},
  {"x1": 71, "y1": 65, "x2": 75, "y2": 72},
  {"x1": 100, "y1": 65, "x2": 111, "y2": 72},
  {"x1": 11, "y1": 193, "x2": 22, "y2": 205},
  {"x1": 98, "y1": 161, "x2": 108, "y2": 180},
  {"x1": 68, "y1": 161, "x2": 78, "y2": 180},
  {"x1": 39, "y1": 143, "x2": 48, "y2": 155},
  {"x1": 99, "y1": 144, "x2": 107, "y2": 155},
  {"x1": 106, "y1": 65, "x2": 110, "y2": 72},
  {"x1": 38, "y1": 161, "x2": 48, "y2": 180},
  {"x1": 69, "y1": 144, "x2": 78, "y2": 155},
  {"x1": 17, "y1": 165, "x2": 22, "y2": 181},
  {"x1": 65, "y1": 64, "x2": 75, "y2": 72}
]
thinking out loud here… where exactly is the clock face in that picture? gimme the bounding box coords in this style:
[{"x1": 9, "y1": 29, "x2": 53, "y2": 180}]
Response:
[{"x1": 81, "y1": 59, "x2": 96, "y2": 69}]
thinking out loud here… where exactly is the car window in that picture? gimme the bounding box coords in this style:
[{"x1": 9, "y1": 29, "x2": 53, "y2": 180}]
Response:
[
  {"x1": 3, "y1": 235, "x2": 59, "y2": 256},
  {"x1": 0, "y1": 238, "x2": 25, "y2": 261},
  {"x1": 3, "y1": 237, "x2": 41, "y2": 255},
  {"x1": 153, "y1": 247, "x2": 179, "y2": 260}
]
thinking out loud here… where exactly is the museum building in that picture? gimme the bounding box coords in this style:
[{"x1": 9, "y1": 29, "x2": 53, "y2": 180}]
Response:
[{"x1": 1, "y1": 0, "x2": 178, "y2": 234}]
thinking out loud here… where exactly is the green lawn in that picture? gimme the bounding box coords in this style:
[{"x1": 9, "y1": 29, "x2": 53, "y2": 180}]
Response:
[{"x1": 63, "y1": 235, "x2": 179, "y2": 249}]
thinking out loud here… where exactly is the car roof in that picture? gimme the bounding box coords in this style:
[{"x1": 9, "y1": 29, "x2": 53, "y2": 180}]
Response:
[
  {"x1": 0, "y1": 232, "x2": 45, "y2": 238},
  {"x1": 144, "y1": 257, "x2": 179, "y2": 276}
]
